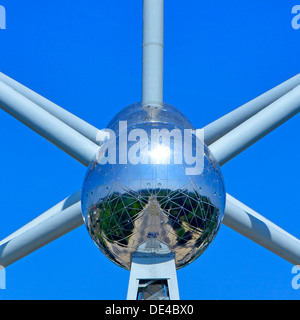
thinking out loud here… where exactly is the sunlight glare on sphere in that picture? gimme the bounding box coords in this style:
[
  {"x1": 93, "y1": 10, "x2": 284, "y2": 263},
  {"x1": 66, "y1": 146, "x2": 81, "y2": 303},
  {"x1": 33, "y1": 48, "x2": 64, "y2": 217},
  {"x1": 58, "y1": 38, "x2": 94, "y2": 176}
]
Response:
[{"x1": 81, "y1": 103, "x2": 226, "y2": 270}]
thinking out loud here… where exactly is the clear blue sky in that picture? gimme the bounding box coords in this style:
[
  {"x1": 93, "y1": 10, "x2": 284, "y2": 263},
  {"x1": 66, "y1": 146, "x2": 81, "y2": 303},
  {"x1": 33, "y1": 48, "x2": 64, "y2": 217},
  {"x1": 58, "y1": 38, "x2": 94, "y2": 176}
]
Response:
[{"x1": 0, "y1": 0, "x2": 299, "y2": 300}]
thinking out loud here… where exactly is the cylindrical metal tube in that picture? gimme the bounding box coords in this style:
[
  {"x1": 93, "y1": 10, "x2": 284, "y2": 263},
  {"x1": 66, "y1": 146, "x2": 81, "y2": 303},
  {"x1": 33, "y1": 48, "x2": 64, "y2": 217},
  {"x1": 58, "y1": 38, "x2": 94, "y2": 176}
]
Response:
[
  {"x1": 224, "y1": 194, "x2": 300, "y2": 266},
  {"x1": 204, "y1": 73, "x2": 300, "y2": 146},
  {"x1": 0, "y1": 72, "x2": 107, "y2": 145},
  {"x1": 142, "y1": 0, "x2": 164, "y2": 108},
  {"x1": 0, "y1": 81, "x2": 99, "y2": 166},
  {"x1": 0, "y1": 190, "x2": 82, "y2": 245},
  {"x1": 0, "y1": 202, "x2": 83, "y2": 268},
  {"x1": 210, "y1": 84, "x2": 300, "y2": 166}
]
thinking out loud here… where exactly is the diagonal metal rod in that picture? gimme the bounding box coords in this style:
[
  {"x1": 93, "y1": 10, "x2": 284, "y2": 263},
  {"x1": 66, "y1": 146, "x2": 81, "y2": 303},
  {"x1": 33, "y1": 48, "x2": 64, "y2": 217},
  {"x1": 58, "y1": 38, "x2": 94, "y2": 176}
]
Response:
[
  {"x1": 203, "y1": 73, "x2": 300, "y2": 146},
  {"x1": 2, "y1": 191, "x2": 300, "y2": 267},
  {"x1": 223, "y1": 194, "x2": 300, "y2": 265},
  {"x1": 0, "y1": 72, "x2": 108, "y2": 145},
  {"x1": 0, "y1": 81, "x2": 99, "y2": 166},
  {"x1": 1, "y1": 77, "x2": 300, "y2": 267},
  {"x1": 209, "y1": 84, "x2": 300, "y2": 166},
  {"x1": 0, "y1": 190, "x2": 82, "y2": 245},
  {"x1": 0, "y1": 202, "x2": 83, "y2": 268}
]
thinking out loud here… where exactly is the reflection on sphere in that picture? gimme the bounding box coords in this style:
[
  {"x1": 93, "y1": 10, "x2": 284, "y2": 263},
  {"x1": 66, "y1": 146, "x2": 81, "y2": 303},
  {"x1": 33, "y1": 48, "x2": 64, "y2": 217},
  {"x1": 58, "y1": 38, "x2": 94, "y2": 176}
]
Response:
[{"x1": 81, "y1": 103, "x2": 226, "y2": 270}]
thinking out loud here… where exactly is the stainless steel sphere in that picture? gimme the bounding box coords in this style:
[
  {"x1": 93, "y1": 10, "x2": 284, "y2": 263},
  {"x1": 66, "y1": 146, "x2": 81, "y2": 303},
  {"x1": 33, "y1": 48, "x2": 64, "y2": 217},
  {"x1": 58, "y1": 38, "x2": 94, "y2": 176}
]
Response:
[{"x1": 81, "y1": 103, "x2": 226, "y2": 270}]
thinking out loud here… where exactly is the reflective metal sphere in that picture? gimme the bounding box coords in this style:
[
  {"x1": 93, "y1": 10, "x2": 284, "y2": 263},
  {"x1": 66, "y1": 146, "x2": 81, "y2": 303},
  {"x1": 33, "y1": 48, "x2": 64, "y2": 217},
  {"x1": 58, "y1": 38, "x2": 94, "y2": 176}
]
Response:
[{"x1": 81, "y1": 103, "x2": 226, "y2": 270}]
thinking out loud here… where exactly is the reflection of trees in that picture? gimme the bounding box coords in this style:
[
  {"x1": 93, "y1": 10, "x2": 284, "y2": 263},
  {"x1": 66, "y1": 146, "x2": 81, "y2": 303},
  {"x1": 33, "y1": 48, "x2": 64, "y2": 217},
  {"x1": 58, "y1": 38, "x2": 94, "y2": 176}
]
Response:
[
  {"x1": 87, "y1": 187, "x2": 220, "y2": 249},
  {"x1": 88, "y1": 192, "x2": 144, "y2": 245},
  {"x1": 156, "y1": 189, "x2": 220, "y2": 244}
]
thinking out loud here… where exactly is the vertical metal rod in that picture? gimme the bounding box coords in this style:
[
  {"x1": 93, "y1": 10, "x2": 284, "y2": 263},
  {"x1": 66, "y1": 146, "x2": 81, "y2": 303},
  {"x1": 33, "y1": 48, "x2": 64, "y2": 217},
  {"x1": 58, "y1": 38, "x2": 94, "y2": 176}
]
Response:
[
  {"x1": 127, "y1": 252, "x2": 179, "y2": 300},
  {"x1": 142, "y1": 0, "x2": 164, "y2": 108}
]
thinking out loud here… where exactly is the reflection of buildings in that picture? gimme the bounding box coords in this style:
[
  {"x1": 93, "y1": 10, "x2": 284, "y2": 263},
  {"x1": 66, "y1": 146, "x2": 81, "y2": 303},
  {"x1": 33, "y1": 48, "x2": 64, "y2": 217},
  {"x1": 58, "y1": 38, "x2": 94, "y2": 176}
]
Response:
[{"x1": 86, "y1": 188, "x2": 222, "y2": 270}]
